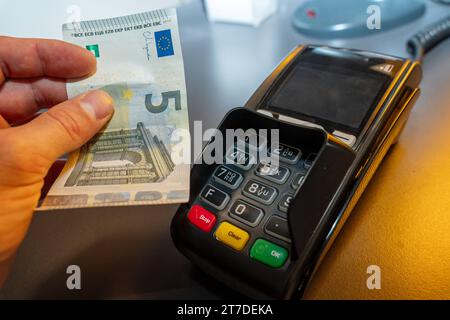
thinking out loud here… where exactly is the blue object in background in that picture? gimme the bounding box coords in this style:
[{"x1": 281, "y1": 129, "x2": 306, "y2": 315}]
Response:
[
  {"x1": 292, "y1": 0, "x2": 426, "y2": 38},
  {"x1": 155, "y1": 29, "x2": 175, "y2": 57}
]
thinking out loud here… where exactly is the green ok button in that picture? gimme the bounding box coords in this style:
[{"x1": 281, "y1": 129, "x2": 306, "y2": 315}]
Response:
[{"x1": 250, "y1": 239, "x2": 288, "y2": 268}]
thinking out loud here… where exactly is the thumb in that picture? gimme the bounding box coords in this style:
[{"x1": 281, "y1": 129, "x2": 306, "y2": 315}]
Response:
[{"x1": 19, "y1": 90, "x2": 114, "y2": 163}]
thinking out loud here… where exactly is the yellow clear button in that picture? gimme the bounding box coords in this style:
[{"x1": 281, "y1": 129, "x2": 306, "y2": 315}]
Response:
[{"x1": 214, "y1": 221, "x2": 250, "y2": 251}]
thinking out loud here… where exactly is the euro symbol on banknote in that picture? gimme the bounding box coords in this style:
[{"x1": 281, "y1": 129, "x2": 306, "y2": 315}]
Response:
[{"x1": 145, "y1": 90, "x2": 181, "y2": 113}]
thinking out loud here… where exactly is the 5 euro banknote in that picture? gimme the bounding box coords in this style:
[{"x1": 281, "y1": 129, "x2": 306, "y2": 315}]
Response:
[{"x1": 38, "y1": 9, "x2": 190, "y2": 210}]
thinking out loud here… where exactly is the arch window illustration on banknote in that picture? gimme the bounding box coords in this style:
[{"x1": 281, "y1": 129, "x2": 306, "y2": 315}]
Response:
[{"x1": 64, "y1": 122, "x2": 175, "y2": 187}]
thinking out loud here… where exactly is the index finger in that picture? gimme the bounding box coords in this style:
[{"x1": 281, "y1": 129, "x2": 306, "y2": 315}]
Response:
[{"x1": 0, "y1": 36, "x2": 96, "y2": 82}]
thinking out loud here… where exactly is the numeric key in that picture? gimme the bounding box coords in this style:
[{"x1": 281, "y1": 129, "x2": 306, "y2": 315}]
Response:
[
  {"x1": 242, "y1": 180, "x2": 278, "y2": 205},
  {"x1": 265, "y1": 216, "x2": 291, "y2": 243},
  {"x1": 229, "y1": 200, "x2": 264, "y2": 227},
  {"x1": 278, "y1": 194, "x2": 294, "y2": 213},
  {"x1": 213, "y1": 166, "x2": 243, "y2": 189},
  {"x1": 200, "y1": 185, "x2": 230, "y2": 210},
  {"x1": 225, "y1": 148, "x2": 256, "y2": 170}
]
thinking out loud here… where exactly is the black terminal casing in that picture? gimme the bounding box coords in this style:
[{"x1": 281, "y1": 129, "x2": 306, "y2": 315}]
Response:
[{"x1": 171, "y1": 45, "x2": 422, "y2": 299}]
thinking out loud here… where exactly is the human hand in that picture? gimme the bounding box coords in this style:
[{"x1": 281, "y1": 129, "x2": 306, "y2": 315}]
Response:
[{"x1": 0, "y1": 36, "x2": 115, "y2": 282}]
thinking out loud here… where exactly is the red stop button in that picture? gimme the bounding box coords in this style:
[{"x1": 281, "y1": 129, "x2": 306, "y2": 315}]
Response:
[{"x1": 187, "y1": 205, "x2": 217, "y2": 232}]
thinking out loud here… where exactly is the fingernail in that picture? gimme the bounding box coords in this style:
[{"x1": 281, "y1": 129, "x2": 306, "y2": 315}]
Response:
[{"x1": 80, "y1": 90, "x2": 114, "y2": 120}]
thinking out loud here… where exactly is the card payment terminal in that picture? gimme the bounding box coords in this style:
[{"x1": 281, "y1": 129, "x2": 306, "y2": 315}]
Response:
[{"x1": 171, "y1": 45, "x2": 422, "y2": 299}]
